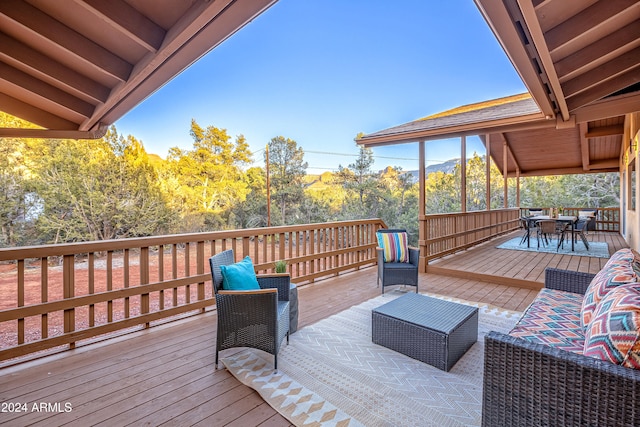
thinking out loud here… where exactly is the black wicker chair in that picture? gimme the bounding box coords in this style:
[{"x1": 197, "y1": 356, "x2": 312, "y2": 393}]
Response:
[
  {"x1": 376, "y1": 229, "x2": 419, "y2": 294},
  {"x1": 482, "y1": 268, "x2": 640, "y2": 427},
  {"x1": 209, "y1": 250, "x2": 289, "y2": 370}
]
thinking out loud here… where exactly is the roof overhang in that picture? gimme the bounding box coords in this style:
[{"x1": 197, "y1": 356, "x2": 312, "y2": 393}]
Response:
[
  {"x1": 0, "y1": 0, "x2": 278, "y2": 139},
  {"x1": 473, "y1": 0, "x2": 640, "y2": 122},
  {"x1": 358, "y1": 0, "x2": 640, "y2": 178}
]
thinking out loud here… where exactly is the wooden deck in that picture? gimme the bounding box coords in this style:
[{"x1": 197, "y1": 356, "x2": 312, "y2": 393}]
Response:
[
  {"x1": 0, "y1": 231, "x2": 627, "y2": 426},
  {"x1": 428, "y1": 230, "x2": 627, "y2": 288}
]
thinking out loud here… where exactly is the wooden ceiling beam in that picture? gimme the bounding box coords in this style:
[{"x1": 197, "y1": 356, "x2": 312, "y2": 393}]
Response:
[
  {"x1": 517, "y1": 0, "x2": 569, "y2": 120},
  {"x1": 0, "y1": 125, "x2": 108, "y2": 139},
  {"x1": 544, "y1": 0, "x2": 638, "y2": 53},
  {"x1": 579, "y1": 122, "x2": 590, "y2": 170},
  {"x1": 585, "y1": 124, "x2": 625, "y2": 138},
  {"x1": 75, "y1": 0, "x2": 166, "y2": 53},
  {"x1": 0, "y1": 61, "x2": 93, "y2": 119},
  {"x1": 567, "y1": 68, "x2": 640, "y2": 112},
  {"x1": 574, "y1": 92, "x2": 640, "y2": 122},
  {"x1": 0, "y1": 92, "x2": 78, "y2": 130},
  {"x1": 589, "y1": 159, "x2": 620, "y2": 170},
  {"x1": 562, "y1": 46, "x2": 640, "y2": 97},
  {"x1": 0, "y1": 32, "x2": 109, "y2": 104},
  {"x1": 498, "y1": 132, "x2": 521, "y2": 173},
  {"x1": 0, "y1": 0, "x2": 132, "y2": 82},
  {"x1": 515, "y1": 166, "x2": 619, "y2": 178},
  {"x1": 554, "y1": 20, "x2": 640, "y2": 81}
]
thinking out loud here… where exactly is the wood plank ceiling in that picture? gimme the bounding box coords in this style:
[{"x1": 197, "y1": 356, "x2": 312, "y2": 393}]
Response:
[
  {"x1": 0, "y1": 0, "x2": 278, "y2": 139},
  {"x1": 358, "y1": 0, "x2": 640, "y2": 177}
]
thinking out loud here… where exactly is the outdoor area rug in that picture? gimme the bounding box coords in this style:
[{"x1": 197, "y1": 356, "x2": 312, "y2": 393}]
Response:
[
  {"x1": 497, "y1": 236, "x2": 610, "y2": 258},
  {"x1": 221, "y1": 290, "x2": 523, "y2": 426}
]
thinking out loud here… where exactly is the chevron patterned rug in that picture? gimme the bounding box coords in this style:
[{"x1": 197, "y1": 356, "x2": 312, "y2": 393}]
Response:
[{"x1": 221, "y1": 291, "x2": 523, "y2": 426}]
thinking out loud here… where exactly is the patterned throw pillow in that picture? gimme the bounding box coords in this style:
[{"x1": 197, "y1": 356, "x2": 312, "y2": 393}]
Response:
[
  {"x1": 376, "y1": 231, "x2": 409, "y2": 263},
  {"x1": 583, "y1": 283, "x2": 640, "y2": 369},
  {"x1": 581, "y1": 249, "x2": 638, "y2": 329}
]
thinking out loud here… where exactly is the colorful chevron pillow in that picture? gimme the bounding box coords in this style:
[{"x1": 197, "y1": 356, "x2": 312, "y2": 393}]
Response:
[
  {"x1": 376, "y1": 231, "x2": 409, "y2": 263},
  {"x1": 583, "y1": 283, "x2": 640, "y2": 369},
  {"x1": 581, "y1": 251, "x2": 638, "y2": 329}
]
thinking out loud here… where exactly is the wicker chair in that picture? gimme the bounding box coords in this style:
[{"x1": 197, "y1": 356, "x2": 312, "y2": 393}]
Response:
[
  {"x1": 482, "y1": 268, "x2": 640, "y2": 427},
  {"x1": 376, "y1": 229, "x2": 419, "y2": 294},
  {"x1": 209, "y1": 250, "x2": 290, "y2": 370}
]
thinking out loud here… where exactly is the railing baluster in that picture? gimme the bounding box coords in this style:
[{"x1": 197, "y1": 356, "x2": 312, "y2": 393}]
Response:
[
  {"x1": 88, "y1": 252, "x2": 95, "y2": 327},
  {"x1": 140, "y1": 246, "x2": 150, "y2": 327},
  {"x1": 107, "y1": 250, "x2": 113, "y2": 323},
  {"x1": 159, "y1": 246, "x2": 164, "y2": 310},
  {"x1": 172, "y1": 244, "x2": 178, "y2": 307},
  {"x1": 18, "y1": 259, "x2": 24, "y2": 344},
  {"x1": 184, "y1": 243, "x2": 190, "y2": 304},
  {"x1": 197, "y1": 241, "x2": 205, "y2": 311},
  {"x1": 124, "y1": 248, "x2": 130, "y2": 319},
  {"x1": 41, "y1": 257, "x2": 48, "y2": 339},
  {"x1": 63, "y1": 254, "x2": 75, "y2": 348}
]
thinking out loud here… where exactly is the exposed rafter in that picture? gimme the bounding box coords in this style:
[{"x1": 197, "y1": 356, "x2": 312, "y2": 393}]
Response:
[{"x1": 0, "y1": 0, "x2": 278, "y2": 138}]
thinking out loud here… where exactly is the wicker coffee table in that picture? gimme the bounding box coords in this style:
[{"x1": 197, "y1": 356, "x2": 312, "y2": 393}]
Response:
[{"x1": 372, "y1": 293, "x2": 478, "y2": 371}]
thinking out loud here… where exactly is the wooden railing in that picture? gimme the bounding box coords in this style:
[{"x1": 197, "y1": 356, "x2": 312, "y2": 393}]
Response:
[
  {"x1": 0, "y1": 219, "x2": 385, "y2": 363},
  {"x1": 420, "y1": 208, "x2": 521, "y2": 264},
  {"x1": 520, "y1": 207, "x2": 620, "y2": 231}
]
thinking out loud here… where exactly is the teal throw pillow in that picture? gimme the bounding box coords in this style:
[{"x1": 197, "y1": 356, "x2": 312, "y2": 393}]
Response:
[{"x1": 220, "y1": 256, "x2": 260, "y2": 290}]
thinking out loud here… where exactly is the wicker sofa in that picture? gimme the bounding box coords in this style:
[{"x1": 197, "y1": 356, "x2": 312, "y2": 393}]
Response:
[{"x1": 483, "y1": 249, "x2": 640, "y2": 427}]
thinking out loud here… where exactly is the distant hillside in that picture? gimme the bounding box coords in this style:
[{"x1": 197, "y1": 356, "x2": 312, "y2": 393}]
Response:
[{"x1": 406, "y1": 158, "x2": 460, "y2": 181}]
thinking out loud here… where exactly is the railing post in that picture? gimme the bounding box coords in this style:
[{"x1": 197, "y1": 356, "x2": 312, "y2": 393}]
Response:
[
  {"x1": 197, "y1": 240, "x2": 205, "y2": 312},
  {"x1": 140, "y1": 246, "x2": 150, "y2": 327},
  {"x1": 41, "y1": 258, "x2": 48, "y2": 339},
  {"x1": 18, "y1": 259, "x2": 24, "y2": 345},
  {"x1": 63, "y1": 254, "x2": 75, "y2": 348}
]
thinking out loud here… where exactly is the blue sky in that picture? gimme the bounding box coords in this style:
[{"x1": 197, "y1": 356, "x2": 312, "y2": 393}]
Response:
[{"x1": 115, "y1": 0, "x2": 526, "y2": 173}]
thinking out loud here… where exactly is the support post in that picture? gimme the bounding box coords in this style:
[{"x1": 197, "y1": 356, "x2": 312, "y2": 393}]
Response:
[
  {"x1": 419, "y1": 140, "x2": 427, "y2": 272},
  {"x1": 461, "y1": 135, "x2": 467, "y2": 213}
]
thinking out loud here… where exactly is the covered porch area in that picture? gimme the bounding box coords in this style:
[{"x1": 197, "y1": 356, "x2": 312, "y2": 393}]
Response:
[{"x1": 4, "y1": 229, "x2": 626, "y2": 426}]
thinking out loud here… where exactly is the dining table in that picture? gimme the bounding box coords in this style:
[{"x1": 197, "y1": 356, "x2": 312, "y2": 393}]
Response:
[{"x1": 524, "y1": 215, "x2": 578, "y2": 251}]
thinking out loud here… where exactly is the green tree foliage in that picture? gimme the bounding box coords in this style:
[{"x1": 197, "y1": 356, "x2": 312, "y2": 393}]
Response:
[
  {"x1": 515, "y1": 173, "x2": 619, "y2": 208},
  {"x1": 232, "y1": 166, "x2": 268, "y2": 229},
  {"x1": 32, "y1": 127, "x2": 171, "y2": 243},
  {"x1": 266, "y1": 136, "x2": 308, "y2": 225},
  {"x1": 0, "y1": 110, "x2": 622, "y2": 247},
  {"x1": 165, "y1": 120, "x2": 252, "y2": 231},
  {"x1": 333, "y1": 146, "x2": 386, "y2": 219},
  {"x1": 0, "y1": 138, "x2": 33, "y2": 246}
]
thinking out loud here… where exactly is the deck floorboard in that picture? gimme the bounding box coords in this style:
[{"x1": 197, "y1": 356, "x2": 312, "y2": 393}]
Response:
[{"x1": 0, "y1": 230, "x2": 627, "y2": 426}]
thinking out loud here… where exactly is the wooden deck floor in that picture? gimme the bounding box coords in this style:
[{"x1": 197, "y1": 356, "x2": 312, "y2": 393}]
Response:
[
  {"x1": 0, "y1": 231, "x2": 627, "y2": 426},
  {"x1": 429, "y1": 230, "x2": 627, "y2": 288}
]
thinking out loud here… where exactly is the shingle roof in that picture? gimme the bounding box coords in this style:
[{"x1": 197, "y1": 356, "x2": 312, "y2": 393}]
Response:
[{"x1": 361, "y1": 93, "x2": 541, "y2": 140}]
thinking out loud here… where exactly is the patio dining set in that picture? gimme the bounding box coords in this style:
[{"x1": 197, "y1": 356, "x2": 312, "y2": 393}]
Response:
[{"x1": 520, "y1": 209, "x2": 595, "y2": 252}]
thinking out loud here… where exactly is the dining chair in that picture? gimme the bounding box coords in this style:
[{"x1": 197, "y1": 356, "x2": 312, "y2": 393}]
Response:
[
  {"x1": 573, "y1": 217, "x2": 591, "y2": 249},
  {"x1": 536, "y1": 220, "x2": 567, "y2": 251},
  {"x1": 519, "y1": 217, "x2": 534, "y2": 245}
]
